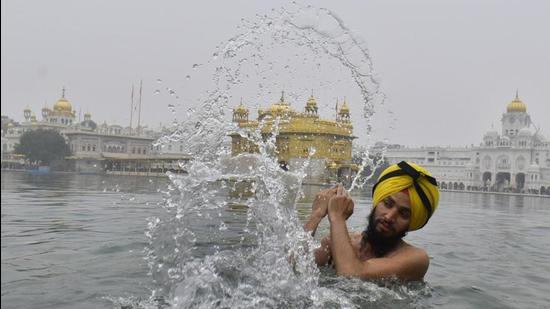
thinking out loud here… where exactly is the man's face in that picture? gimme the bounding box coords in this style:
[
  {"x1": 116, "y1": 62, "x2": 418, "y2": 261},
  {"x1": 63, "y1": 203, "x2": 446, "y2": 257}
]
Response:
[{"x1": 373, "y1": 190, "x2": 411, "y2": 237}]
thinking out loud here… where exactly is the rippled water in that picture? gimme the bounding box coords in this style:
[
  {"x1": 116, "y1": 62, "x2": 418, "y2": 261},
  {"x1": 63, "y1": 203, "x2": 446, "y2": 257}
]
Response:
[{"x1": 2, "y1": 171, "x2": 549, "y2": 308}]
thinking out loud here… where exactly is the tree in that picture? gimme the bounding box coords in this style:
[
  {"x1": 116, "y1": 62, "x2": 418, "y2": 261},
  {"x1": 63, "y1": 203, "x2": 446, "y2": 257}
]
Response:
[{"x1": 14, "y1": 129, "x2": 71, "y2": 165}]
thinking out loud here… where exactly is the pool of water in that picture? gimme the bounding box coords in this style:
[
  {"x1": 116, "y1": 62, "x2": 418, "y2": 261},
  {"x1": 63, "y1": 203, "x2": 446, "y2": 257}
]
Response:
[{"x1": 2, "y1": 171, "x2": 549, "y2": 308}]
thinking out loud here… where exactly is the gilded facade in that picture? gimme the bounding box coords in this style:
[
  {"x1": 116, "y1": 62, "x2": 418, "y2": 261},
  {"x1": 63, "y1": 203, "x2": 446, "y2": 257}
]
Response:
[{"x1": 230, "y1": 92, "x2": 358, "y2": 183}]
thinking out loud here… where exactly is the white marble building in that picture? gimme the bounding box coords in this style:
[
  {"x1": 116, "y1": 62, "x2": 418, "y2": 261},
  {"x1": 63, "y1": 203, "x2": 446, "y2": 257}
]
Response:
[
  {"x1": 374, "y1": 93, "x2": 550, "y2": 194},
  {"x1": 1, "y1": 88, "x2": 188, "y2": 172}
]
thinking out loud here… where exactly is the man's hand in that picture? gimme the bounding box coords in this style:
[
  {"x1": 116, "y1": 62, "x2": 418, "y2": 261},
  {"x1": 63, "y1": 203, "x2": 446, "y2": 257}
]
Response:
[
  {"x1": 328, "y1": 184, "x2": 354, "y2": 222},
  {"x1": 304, "y1": 186, "x2": 337, "y2": 236},
  {"x1": 311, "y1": 186, "x2": 337, "y2": 218}
]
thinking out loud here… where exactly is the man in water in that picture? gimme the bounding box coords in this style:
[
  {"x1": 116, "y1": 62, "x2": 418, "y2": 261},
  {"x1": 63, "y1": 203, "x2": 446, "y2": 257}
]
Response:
[{"x1": 304, "y1": 161, "x2": 440, "y2": 281}]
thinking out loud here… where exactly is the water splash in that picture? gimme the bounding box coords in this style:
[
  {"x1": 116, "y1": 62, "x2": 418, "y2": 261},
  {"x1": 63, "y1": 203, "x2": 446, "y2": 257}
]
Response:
[{"x1": 141, "y1": 3, "x2": 424, "y2": 308}]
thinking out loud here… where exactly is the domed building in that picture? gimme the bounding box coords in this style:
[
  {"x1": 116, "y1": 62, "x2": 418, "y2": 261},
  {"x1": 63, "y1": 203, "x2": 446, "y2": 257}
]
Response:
[
  {"x1": 230, "y1": 92, "x2": 358, "y2": 184},
  {"x1": 379, "y1": 92, "x2": 550, "y2": 195},
  {"x1": 1, "y1": 87, "x2": 170, "y2": 173},
  {"x1": 79, "y1": 112, "x2": 97, "y2": 131},
  {"x1": 43, "y1": 88, "x2": 76, "y2": 126}
]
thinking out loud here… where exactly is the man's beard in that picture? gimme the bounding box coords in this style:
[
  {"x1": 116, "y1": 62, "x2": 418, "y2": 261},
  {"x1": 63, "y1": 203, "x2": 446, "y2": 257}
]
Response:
[{"x1": 362, "y1": 211, "x2": 407, "y2": 257}]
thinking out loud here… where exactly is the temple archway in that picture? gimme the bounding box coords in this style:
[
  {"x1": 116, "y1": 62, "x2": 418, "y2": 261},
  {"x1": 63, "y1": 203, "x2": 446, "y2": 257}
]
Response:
[
  {"x1": 515, "y1": 173, "x2": 526, "y2": 191},
  {"x1": 482, "y1": 172, "x2": 492, "y2": 186},
  {"x1": 496, "y1": 172, "x2": 511, "y2": 191}
]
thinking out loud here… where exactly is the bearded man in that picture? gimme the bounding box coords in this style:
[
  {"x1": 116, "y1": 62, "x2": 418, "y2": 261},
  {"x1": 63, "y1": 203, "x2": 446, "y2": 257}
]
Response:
[{"x1": 304, "y1": 161, "x2": 440, "y2": 281}]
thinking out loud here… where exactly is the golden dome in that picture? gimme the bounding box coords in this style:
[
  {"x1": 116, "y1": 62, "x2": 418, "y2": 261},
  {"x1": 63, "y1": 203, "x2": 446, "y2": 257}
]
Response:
[
  {"x1": 306, "y1": 95, "x2": 317, "y2": 107},
  {"x1": 53, "y1": 87, "x2": 73, "y2": 112},
  {"x1": 507, "y1": 92, "x2": 526, "y2": 113},
  {"x1": 339, "y1": 101, "x2": 350, "y2": 113},
  {"x1": 54, "y1": 97, "x2": 72, "y2": 112},
  {"x1": 234, "y1": 101, "x2": 248, "y2": 114},
  {"x1": 269, "y1": 103, "x2": 293, "y2": 115},
  {"x1": 264, "y1": 92, "x2": 293, "y2": 116}
]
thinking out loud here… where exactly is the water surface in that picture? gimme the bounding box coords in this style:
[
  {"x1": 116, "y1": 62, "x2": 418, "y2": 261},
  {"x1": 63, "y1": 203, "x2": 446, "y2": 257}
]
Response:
[{"x1": 2, "y1": 171, "x2": 549, "y2": 308}]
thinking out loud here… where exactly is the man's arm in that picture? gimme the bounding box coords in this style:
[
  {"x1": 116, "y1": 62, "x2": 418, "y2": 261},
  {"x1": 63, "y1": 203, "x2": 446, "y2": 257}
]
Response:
[
  {"x1": 313, "y1": 235, "x2": 332, "y2": 266},
  {"x1": 304, "y1": 186, "x2": 337, "y2": 236},
  {"x1": 303, "y1": 212, "x2": 324, "y2": 237},
  {"x1": 303, "y1": 186, "x2": 337, "y2": 266}
]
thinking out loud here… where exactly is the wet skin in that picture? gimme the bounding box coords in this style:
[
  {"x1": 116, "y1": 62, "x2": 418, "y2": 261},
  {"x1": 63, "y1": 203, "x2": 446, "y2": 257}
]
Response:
[{"x1": 304, "y1": 186, "x2": 429, "y2": 281}]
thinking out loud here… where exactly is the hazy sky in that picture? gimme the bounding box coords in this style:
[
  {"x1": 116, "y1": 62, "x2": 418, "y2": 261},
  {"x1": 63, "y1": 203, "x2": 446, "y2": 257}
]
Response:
[{"x1": 2, "y1": 0, "x2": 549, "y2": 147}]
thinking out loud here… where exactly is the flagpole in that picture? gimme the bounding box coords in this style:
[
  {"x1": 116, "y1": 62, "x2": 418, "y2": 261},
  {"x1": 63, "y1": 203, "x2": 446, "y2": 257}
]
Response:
[
  {"x1": 137, "y1": 80, "x2": 142, "y2": 136},
  {"x1": 130, "y1": 84, "x2": 134, "y2": 135}
]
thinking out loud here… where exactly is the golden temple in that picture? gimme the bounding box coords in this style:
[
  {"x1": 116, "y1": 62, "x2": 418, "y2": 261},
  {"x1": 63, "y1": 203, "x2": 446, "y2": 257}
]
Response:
[{"x1": 230, "y1": 91, "x2": 358, "y2": 182}]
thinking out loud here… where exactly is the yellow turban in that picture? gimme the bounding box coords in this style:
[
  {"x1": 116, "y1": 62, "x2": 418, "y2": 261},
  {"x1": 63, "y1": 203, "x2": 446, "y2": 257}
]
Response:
[{"x1": 372, "y1": 162, "x2": 439, "y2": 231}]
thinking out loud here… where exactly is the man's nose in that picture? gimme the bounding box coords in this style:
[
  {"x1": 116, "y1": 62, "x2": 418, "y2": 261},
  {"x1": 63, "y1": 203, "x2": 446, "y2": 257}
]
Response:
[{"x1": 383, "y1": 208, "x2": 398, "y2": 222}]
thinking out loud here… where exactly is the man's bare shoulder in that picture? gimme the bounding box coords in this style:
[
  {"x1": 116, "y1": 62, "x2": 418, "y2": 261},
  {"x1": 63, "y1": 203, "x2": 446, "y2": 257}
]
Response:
[
  {"x1": 392, "y1": 241, "x2": 427, "y2": 258},
  {"x1": 394, "y1": 241, "x2": 430, "y2": 273}
]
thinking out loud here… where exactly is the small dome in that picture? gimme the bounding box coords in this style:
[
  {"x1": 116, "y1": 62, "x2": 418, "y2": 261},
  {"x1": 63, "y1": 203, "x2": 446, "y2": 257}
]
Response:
[
  {"x1": 500, "y1": 135, "x2": 510, "y2": 141},
  {"x1": 306, "y1": 95, "x2": 317, "y2": 107},
  {"x1": 506, "y1": 92, "x2": 526, "y2": 113},
  {"x1": 234, "y1": 102, "x2": 248, "y2": 114},
  {"x1": 339, "y1": 101, "x2": 350, "y2": 113},
  {"x1": 80, "y1": 119, "x2": 97, "y2": 130}
]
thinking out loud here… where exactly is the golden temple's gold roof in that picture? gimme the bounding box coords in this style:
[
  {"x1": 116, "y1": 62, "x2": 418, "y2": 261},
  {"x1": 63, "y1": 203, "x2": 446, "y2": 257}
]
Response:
[
  {"x1": 234, "y1": 92, "x2": 353, "y2": 137},
  {"x1": 235, "y1": 101, "x2": 248, "y2": 114},
  {"x1": 54, "y1": 97, "x2": 72, "y2": 112},
  {"x1": 507, "y1": 91, "x2": 526, "y2": 113},
  {"x1": 339, "y1": 100, "x2": 350, "y2": 113},
  {"x1": 306, "y1": 95, "x2": 317, "y2": 108},
  {"x1": 52, "y1": 87, "x2": 73, "y2": 113}
]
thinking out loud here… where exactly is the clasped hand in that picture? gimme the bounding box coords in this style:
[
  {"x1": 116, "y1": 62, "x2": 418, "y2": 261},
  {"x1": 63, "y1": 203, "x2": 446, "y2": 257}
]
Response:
[
  {"x1": 327, "y1": 184, "x2": 354, "y2": 222},
  {"x1": 311, "y1": 184, "x2": 354, "y2": 221}
]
